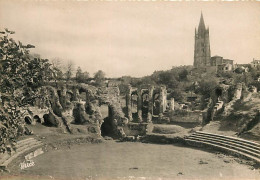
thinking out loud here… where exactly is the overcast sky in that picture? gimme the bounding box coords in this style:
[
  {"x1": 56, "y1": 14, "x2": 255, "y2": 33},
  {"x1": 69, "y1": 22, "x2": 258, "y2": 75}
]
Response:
[{"x1": 0, "y1": 1, "x2": 260, "y2": 77}]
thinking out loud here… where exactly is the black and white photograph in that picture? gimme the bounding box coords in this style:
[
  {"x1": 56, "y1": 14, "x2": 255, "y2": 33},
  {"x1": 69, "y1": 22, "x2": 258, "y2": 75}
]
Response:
[{"x1": 0, "y1": 1, "x2": 260, "y2": 179}]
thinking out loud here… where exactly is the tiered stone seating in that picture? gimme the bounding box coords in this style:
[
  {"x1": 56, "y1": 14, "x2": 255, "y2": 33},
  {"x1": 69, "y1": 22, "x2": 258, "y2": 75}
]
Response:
[
  {"x1": 0, "y1": 138, "x2": 43, "y2": 169},
  {"x1": 185, "y1": 131, "x2": 260, "y2": 164}
]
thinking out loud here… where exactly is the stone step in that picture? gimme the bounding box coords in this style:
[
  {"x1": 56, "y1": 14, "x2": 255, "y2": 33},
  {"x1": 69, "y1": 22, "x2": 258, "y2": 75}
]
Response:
[
  {"x1": 196, "y1": 131, "x2": 260, "y2": 147},
  {"x1": 15, "y1": 139, "x2": 39, "y2": 149},
  {"x1": 0, "y1": 138, "x2": 43, "y2": 167},
  {"x1": 189, "y1": 134, "x2": 260, "y2": 154},
  {"x1": 185, "y1": 139, "x2": 260, "y2": 164},
  {"x1": 193, "y1": 132, "x2": 260, "y2": 151},
  {"x1": 0, "y1": 142, "x2": 43, "y2": 169},
  {"x1": 0, "y1": 140, "x2": 42, "y2": 165},
  {"x1": 185, "y1": 131, "x2": 260, "y2": 164},
  {"x1": 16, "y1": 138, "x2": 35, "y2": 145},
  {"x1": 186, "y1": 136, "x2": 260, "y2": 158}
]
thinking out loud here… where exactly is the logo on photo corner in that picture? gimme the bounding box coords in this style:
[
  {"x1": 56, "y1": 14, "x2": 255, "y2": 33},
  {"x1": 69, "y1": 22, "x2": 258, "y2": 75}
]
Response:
[{"x1": 19, "y1": 159, "x2": 35, "y2": 170}]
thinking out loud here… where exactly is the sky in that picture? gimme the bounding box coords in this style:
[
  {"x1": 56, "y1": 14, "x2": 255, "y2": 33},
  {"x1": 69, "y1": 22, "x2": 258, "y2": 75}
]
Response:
[{"x1": 0, "y1": 1, "x2": 260, "y2": 77}]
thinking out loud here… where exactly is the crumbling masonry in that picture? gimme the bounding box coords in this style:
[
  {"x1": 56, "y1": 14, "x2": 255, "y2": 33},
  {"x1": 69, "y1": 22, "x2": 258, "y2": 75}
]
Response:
[{"x1": 126, "y1": 85, "x2": 168, "y2": 123}]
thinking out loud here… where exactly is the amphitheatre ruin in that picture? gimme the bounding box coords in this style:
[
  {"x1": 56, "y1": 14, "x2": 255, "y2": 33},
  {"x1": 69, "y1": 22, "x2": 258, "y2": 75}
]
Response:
[{"x1": 0, "y1": 2, "x2": 260, "y2": 180}]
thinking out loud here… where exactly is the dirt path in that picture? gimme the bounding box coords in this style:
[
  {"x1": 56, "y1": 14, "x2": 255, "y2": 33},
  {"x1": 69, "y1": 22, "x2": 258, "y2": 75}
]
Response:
[{"x1": 5, "y1": 141, "x2": 259, "y2": 180}]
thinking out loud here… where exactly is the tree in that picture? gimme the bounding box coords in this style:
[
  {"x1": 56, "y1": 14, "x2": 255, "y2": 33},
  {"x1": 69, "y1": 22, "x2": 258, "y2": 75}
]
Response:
[
  {"x1": 51, "y1": 58, "x2": 64, "y2": 81},
  {"x1": 168, "y1": 89, "x2": 184, "y2": 102},
  {"x1": 94, "y1": 70, "x2": 105, "y2": 86},
  {"x1": 179, "y1": 69, "x2": 188, "y2": 81},
  {"x1": 64, "y1": 61, "x2": 75, "y2": 82},
  {"x1": 83, "y1": 71, "x2": 90, "y2": 81},
  {"x1": 0, "y1": 28, "x2": 53, "y2": 153},
  {"x1": 76, "y1": 67, "x2": 90, "y2": 83},
  {"x1": 196, "y1": 79, "x2": 218, "y2": 98},
  {"x1": 76, "y1": 66, "x2": 83, "y2": 82}
]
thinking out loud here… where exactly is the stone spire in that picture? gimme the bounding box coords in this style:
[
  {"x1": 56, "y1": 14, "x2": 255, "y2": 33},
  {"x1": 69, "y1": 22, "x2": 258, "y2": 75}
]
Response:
[
  {"x1": 193, "y1": 12, "x2": 211, "y2": 67},
  {"x1": 198, "y1": 12, "x2": 206, "y2": 35}
]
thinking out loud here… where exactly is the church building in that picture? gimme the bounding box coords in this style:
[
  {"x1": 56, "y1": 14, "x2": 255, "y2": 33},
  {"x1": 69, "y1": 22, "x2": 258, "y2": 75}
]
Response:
[
  {"x1": 193, "y1": 13, "x2": 234, "y2": 71},
  {"x1": 193, "y1": 13, "x2": 211, "y2": 68}
]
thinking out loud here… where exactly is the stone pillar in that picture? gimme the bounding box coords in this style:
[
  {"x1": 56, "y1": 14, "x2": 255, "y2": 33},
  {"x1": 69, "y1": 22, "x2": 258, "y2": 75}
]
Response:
[
  {"x1": 60, "y1": 87, "x2": 67, "y2": 108},
  {"x1": 233, "y1": 83, "x2": 242, "y2": 100},
  {"x1": 162, "y1": 86, "x2": 167, "y2": 112},
  {"x1": 159, "y1": 87, "x2": 164, "y2": 116},
  {"x1": 137, "y1": 89, "x2": 143, "y2": 122},
  {"x1": 170, "y1": 98, "x2": 175, "y2": 111},
  {"x1": 125, "y1": 85, "x2": 133, "y2": 121},
  {"x1": 147, "y1": 86, "x2": 154, "y2": 123},
  {"x1": 72, "y1": 88, "x2": 80, "y2": 101}
]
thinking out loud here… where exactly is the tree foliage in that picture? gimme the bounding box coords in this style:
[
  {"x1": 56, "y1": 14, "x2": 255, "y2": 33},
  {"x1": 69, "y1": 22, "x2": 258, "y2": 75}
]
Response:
[
  {"x1": 178, "y1": 69, "x2": 188, "y2": 81},
  {"x1": 64, "y1": 61, "x2": 74, "y2": 82},
  {"x1": 76, "y1": 66, "x2": 90, "y2": 83},
  {"x1": 0, "y1": 28, "x2": 53, "y2": 153},
  {"x1": 94, "y1": 70, "x2": 105, "y2": 86}
]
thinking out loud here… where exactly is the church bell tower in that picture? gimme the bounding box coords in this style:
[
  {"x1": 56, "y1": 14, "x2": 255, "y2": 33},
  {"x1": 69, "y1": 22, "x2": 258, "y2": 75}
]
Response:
[{"x1": 194, "y1": 13, "x2": 211, "y2": 67}]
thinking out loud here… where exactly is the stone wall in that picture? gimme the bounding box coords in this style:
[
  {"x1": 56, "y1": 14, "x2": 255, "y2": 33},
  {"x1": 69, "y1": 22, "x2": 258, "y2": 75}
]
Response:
[
  {"x1": 169, "y1": 110, "x2": 203, "y2": 126},
  {"x1": 123, "y1": 123, "x2": 148, "y2": 136}
]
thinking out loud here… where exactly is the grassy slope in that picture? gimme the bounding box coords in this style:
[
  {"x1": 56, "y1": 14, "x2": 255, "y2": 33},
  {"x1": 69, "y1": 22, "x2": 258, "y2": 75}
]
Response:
[{"x1": 203, "y1": 92, "x2": 260, "y2": 141}]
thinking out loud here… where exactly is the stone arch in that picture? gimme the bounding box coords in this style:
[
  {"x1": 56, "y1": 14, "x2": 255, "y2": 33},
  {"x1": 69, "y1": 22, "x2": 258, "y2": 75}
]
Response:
[
  {"x1": 78, "y1": 87, "x2": 86, "y2": 94},
  {"x1": 153, "y1": 92, "x2": 160, "y2": 116},
  {"x1": 131, "y1": 91, "x2": 138, "y2": 119},
  {"x1": 43, "y1": 114, "x2": 53, "y2": 127},
  {"x1": 100, "y1": 104, "x2": 112, "y2": 137},
  {"x1": 57, "y1": 90, "x2": 62, "y2": 98},
  {"x1": 24, "y1": 116, "x2": 32, "y2": 124},
  {"x1": 33, "y1": 115, "x2": 41, "y2": 123},
  {"x1": 215, "y1": 87, "x2": 223, "y2": 98},
  {"x1": 73, "y1": 102, "x2": 90, "y2": 124},
  {"x1": 141, "y1": 90, "x2": 149, "y2": 119},
  {"x1": 66, "y1": 91, "x2": 73, "y2": 102},
  {"x1": 78, "y1": 88, "x2": 87, "y2": 101}
]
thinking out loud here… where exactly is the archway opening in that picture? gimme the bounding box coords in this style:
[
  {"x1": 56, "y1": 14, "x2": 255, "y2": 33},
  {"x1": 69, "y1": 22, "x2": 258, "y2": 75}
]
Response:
[
  {"x1": 100, "y1": 106, "x2": 117, "y2": 138},
  {"x1": 215, "y1": 88, "x2": 222, "y2": 99},
  {"x1": 57, "y1": 90, "x2": 62, "y2": 98},
  {"x1": 101, "y1": 117, "x2": 113, "y2": 137},
  {"x1": 34, "y1": 115, "x2": 41, "y2": 123},
  {"x1": 142, "y1": 92, "x2": 149, "y2": 119},
  {"x1": 79, "y1": 88, "x2": 87, "y2": 102},
  {"x1": 131, "y1": 92, "x2": 138, "y2": 121},
  {"x1": 43, "y1": 114, "x2": 53, "y2": 127},
  {"x1": 66, "y1": 92, "x2": 73, "y2": 102},
  {"x1": 24, "y1": 116, "x2": 32, "y2": 124}
]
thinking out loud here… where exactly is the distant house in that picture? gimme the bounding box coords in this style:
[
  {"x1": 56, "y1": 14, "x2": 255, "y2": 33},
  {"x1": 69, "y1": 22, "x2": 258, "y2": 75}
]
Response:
[
  {"x1": 210, "y1": 56, "x2": 234, "y2": 66},
  {"x1": 210, "y1": 56, "x2": 223, "y2": 66},
  {"x1": 223, "y1": 59, "x2": 234, "y2": 65},
  {"x1": 217, "y1": 63, "x2": 233, "y2": 73},
  {"x1": 251, "y1": 59, "x2": 260, "y2": 69},
  {"x1": 107, "y1": 80, "x2": 121, "y2": 87},
  {"x1": 210, "y1": 56, "x2": 234, "y2": 73}
]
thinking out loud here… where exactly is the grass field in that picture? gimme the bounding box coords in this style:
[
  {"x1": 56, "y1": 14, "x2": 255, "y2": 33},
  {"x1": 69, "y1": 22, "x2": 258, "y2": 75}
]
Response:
[{"x1": 7, "y1": 141, "x2": 259, "y2": 180}]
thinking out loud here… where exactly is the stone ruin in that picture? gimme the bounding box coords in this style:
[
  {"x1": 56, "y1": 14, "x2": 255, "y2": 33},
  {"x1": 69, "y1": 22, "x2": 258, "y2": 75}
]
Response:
[
  {"x1": 19, "y1": 82, "x2": 129, "y2": 138},
  {"x1": 125, "y1": 85, "x2": 173, "y2": 123},
  {"x1": 22, "y1": 81, "x2": 243, "y2": 138}
]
